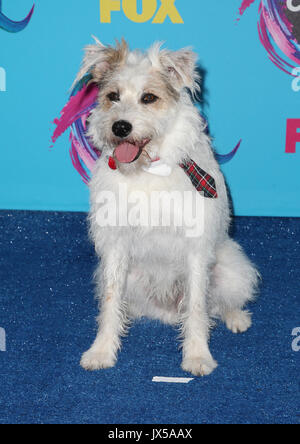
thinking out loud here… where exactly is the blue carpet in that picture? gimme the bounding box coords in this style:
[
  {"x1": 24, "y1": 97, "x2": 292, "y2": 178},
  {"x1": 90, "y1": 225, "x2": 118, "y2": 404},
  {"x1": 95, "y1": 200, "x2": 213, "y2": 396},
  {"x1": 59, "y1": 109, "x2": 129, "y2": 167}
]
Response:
[{"x1": 0, "y1": 211, "x2": 299, "y2": 424}]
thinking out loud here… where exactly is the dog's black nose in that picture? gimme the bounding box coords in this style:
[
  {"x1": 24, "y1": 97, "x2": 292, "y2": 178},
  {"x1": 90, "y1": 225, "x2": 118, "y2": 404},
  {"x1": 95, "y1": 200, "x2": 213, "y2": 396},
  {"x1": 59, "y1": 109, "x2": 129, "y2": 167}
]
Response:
[{"x1": 112, "y1": 120, "x2": 133, "y2": 138}]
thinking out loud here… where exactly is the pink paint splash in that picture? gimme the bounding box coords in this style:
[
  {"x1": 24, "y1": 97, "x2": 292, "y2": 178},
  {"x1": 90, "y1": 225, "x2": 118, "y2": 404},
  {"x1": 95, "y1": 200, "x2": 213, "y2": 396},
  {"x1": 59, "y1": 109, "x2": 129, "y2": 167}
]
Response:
[
  {"x1": 238, "y1": 0, "x2": 257, "y2": 16},
  {"x1": 51, "y1": 83, "x2": 98, "y2": 145},
  {"x1": 51, "y1": 80, "x2": 101, "y2": 183}
]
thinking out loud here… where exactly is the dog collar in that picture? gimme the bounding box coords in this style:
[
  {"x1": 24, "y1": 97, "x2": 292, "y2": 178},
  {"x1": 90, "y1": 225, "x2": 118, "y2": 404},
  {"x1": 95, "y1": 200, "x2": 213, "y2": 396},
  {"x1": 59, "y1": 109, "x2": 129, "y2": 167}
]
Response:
[
  {"x1": 108, "y1": 156, "x2": 218, "y2": 198},
  {"x1": 142, "y1": 159, "x2": 173, "y2": 177}
]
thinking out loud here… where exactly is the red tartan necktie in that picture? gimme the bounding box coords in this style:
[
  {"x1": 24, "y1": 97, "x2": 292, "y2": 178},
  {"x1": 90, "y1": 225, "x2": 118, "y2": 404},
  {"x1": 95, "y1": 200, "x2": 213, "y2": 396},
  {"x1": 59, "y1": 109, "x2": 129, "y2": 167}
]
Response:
[{"x1": 180, "y1": 159, "x2": 218, "y2": 199}]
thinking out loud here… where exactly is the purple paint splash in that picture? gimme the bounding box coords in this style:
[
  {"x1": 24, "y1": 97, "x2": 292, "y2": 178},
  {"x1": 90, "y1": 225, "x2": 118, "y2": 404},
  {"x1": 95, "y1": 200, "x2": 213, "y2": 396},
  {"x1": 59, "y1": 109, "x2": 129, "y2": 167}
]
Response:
[
  {"x1": 216, "y1": 140, "x2": 242, "y2": 165},
  {"x1": 258, "y1": 0, "x2": 300, "y2": 75},
  {"x1": 51, "y1": 77, "x2": 241, "y2": 184},
  {"x1": 0, "y1": 1, "x2": 35, "y2": 33},
  {"x1": 238, "y1": 0, "x2": 300, "y2": 76}
]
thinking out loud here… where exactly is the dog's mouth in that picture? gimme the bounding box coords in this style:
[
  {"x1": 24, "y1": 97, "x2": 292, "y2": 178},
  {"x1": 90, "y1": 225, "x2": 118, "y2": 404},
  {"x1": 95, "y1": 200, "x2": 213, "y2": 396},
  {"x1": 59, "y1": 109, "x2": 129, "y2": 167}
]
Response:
[{"x1": 113, "y1": 139, "x2": 151, "y2": 164}]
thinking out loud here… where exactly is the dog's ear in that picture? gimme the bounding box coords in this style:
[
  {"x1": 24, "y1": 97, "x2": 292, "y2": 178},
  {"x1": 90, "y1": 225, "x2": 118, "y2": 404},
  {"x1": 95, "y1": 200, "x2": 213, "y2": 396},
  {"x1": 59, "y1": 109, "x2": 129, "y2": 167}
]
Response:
[
  {"x1": 72, "y1": 37, "x2": 129, "y2": 88},
  {"x1": 158, "y1": 47, "x2": 200, "y2": 95}
]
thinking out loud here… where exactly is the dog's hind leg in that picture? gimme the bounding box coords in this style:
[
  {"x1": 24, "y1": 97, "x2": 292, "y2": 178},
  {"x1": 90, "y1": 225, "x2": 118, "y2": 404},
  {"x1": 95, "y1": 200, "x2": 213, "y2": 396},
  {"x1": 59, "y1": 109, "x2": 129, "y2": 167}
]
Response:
[
  {"x1": 81, "y1": 248, "x2": 129, "y2": 371},
  {"x1": 210, "y1": 239, "x2": 259, "y2": 333}
]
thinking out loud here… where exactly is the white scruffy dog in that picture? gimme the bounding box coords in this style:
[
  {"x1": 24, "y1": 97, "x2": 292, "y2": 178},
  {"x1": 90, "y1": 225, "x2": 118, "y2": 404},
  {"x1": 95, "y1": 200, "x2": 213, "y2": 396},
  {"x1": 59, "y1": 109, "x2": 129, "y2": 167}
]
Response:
[{"x1": 76, "y1": 38, "x2": 259, "y2": 376}]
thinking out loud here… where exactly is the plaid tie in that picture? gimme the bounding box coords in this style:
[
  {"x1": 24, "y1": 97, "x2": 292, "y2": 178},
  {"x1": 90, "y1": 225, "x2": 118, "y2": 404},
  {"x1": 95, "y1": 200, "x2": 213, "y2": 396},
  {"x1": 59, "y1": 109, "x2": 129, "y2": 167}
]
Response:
[{"x1": 180, "y1": 159, "x2": 218, "y2": 199}]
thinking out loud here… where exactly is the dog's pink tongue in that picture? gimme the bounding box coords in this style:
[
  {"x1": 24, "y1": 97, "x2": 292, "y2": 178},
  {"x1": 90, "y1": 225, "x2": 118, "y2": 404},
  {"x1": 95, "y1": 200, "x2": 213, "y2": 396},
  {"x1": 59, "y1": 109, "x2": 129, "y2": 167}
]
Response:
[{"x1": 114, "y1": 142, "x2": 140, "y2": 163}]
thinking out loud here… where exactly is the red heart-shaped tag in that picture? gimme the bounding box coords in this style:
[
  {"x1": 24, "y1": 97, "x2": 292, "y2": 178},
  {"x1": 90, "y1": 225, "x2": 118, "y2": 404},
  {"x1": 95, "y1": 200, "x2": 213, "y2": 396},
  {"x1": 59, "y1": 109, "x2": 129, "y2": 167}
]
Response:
[{"x1": 108, "y1": 156, "x2": 117, "y2": 170}]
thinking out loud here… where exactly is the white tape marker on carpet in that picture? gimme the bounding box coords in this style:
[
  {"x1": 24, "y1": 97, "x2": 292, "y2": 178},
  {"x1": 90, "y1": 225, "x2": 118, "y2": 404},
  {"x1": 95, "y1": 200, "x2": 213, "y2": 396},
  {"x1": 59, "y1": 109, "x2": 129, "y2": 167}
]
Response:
[{"x1": 152, "y1": 377, "x2": 194, "y2": 384}]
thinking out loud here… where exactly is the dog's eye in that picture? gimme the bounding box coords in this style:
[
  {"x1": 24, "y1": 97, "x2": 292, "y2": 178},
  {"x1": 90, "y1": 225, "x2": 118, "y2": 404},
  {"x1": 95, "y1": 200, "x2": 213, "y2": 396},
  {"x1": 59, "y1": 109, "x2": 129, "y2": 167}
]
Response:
[
  {"x1": 141, "y1": 93, "x2": 158, "y2": 105},
  {"x1": 107, "y1": 92, "x2": 120, "y2": 102}
]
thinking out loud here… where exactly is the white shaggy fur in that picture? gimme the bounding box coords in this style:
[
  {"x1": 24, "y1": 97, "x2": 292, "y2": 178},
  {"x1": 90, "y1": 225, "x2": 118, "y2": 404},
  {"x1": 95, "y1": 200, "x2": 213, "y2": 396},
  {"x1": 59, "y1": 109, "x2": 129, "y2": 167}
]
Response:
[{"x1": 77, "y1": 39, "x2": 259, "y2": 376}]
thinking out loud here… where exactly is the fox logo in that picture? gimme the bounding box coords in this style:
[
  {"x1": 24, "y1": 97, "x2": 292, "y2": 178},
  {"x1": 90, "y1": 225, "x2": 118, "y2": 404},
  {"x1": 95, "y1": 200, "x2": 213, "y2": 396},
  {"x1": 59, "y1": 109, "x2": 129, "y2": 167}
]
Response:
[{"x1": 100, "y1": 0, "x2": 184, "y2": 24}]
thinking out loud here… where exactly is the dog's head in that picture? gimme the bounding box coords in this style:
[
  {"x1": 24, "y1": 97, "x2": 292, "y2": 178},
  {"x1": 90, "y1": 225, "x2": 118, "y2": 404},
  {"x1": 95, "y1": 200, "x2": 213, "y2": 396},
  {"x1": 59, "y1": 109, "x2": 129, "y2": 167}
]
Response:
[{"x1": 74, "y1": 38, "x2": 200, "y2": 170}]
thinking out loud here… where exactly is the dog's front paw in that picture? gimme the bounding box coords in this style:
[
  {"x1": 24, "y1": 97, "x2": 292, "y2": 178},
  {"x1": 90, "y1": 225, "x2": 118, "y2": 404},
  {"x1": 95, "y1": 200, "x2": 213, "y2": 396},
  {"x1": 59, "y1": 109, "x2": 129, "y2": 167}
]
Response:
[
  {"x1": 225, "y1": 310, "x2": 252, "y2": 334},
  {"x1": 181, "y1": 355, "x2": 218, "y2": 377},
  {"x1": 80, "y1": 349, "x2": 116, "y2": 371}
]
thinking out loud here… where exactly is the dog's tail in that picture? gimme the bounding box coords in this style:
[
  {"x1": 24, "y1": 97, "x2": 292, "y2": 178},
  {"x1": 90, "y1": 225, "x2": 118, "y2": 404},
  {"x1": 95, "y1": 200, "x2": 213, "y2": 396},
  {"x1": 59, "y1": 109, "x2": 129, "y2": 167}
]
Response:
[{"x1": 209, "y1": 239, "x2": 260, "y2": 318}]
